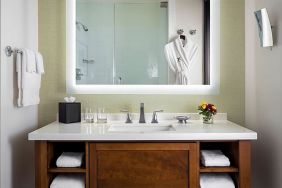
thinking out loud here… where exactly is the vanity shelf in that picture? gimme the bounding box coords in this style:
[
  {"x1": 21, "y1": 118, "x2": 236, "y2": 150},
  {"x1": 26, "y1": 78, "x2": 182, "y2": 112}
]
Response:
[
  {"x1": 199, "y1": 141, "x2": 240, "y2": 170},
  {"x1": 46, "y1": 141, "x2": 89, "y2": 170},
  {"x1": 48, "y1": 167, "x2": 87, "y2": 173},
  {"x1": 36, "y1": 141, "x2": 90, "y2": 187},
  {"x1": 200, "y1": 166, "x2": 239, "y2": 173}
]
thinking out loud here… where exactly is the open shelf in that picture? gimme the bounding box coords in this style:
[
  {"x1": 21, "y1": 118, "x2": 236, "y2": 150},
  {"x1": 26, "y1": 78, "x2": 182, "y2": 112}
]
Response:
[
  {"x1": 47, "y1": 142, "x2": 88, "y2": 169},
  {"x1": 199, "y1": 141, "x2": 239, "y2": 172},
  {"x1": 200, "y1": 166, "x2": 239, "y2": 173},
  {"x1": 45, "y1": 142, "x2": 90, "y2": 187},
  {"x1": 48, "y1": 167, "x2": 87, "y2": 173},
  {"x1": 199, "y1": 141, "x2": 242, "y2": 188}
]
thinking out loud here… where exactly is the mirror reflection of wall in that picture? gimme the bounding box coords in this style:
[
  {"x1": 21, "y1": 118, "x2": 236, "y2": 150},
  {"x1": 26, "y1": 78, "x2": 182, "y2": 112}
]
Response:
[
  {"x1": 171, "y1": 0, "x2": 204, "y2": 85},
  {"x1": 75, "y1": 0, "x2": 209, "y2": 86}
]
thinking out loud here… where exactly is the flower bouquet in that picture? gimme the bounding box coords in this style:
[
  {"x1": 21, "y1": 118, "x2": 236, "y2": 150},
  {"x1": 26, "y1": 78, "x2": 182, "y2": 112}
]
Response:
[{"x1": 198, "y1": 102, "x2": 217, "y2": 124}]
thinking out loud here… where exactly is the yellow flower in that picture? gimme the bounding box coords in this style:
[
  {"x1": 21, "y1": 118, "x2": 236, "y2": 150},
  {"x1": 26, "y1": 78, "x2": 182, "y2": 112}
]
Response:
[
  {"x1": 200, "y1": 101, "x2": 207, "y2": 106},
  {"x1": 202, "y1": 104, "x2": 207, "y2": 109}
]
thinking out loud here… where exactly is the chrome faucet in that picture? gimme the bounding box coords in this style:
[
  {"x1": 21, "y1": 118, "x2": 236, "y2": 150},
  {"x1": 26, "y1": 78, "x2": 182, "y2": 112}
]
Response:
[
  {"x1": 139, "y1": 103, "x2": 146, "y2": 123},
  {"x1": 120, "y1": 109, "x2": 132, "y2": 123},
  {"x1": 151, "y1": 110, "x2": 164, "y2": 123}
]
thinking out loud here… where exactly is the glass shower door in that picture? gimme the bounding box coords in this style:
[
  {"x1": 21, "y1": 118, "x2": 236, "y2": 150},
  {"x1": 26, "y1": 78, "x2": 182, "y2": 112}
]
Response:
[
  {"x1": 114, "y1": 3, "x2": 168, "y2": 85},
  {"x1": 76, "y1": 1, "x2": 115, "y2": 85}
]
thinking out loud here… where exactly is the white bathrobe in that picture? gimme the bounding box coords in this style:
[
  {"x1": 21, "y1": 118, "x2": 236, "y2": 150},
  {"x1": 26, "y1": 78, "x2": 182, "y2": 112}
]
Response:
[{"x1": 164, "y1": 36, "x2": 198, "y2": 85}]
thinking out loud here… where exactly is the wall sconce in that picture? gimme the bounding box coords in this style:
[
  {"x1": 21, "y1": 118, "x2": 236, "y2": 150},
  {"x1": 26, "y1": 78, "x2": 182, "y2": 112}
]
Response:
[{"x1": 254, "y1": 8, "x2": 273, "y2": 48}]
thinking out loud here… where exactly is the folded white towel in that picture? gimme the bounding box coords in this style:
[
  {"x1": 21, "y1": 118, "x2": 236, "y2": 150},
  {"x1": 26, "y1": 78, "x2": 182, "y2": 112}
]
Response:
[
  {"x1": 16, "y1": 52, "x2": 23, "y2": 106},
  {"x1": 25, "y1": 49, "x2": 37, "y2": 73},
  {"x1": 200, "y1": 174, "x2": 235, "y2": 188},
  {"x1": 50, "y1": 174, "x2": 85, "y2": 188},
  {"x1": 35, "y1": 52, "x2": 44, "y2": 74},
  {"x1": 56, "y1": 152, "x2": 84, "y2": 168},
  {"x1": 201, "y1": 150, "x2": 230, "y2": 167},
  {"x1": 16, "y1": 49, "x2": 42, "y2": 107}
]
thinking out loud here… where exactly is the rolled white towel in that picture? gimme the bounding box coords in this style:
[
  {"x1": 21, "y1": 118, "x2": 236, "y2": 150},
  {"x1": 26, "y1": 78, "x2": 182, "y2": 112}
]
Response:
[
  {"x1": 200, "y1": 174, "x2": 235, "y2": 188},
  {"x1": 201, "y1": 150, "x2": 230, "y2": 167},
  {"x1": 56, "y1": 152, "x2": 84, "y2": 168},
  {"x1": 35, "y1": 52, "x2": 44, "y2": 74},
  {"x1": 50, "y1": 174, "x2": 85, "y2": 188}
]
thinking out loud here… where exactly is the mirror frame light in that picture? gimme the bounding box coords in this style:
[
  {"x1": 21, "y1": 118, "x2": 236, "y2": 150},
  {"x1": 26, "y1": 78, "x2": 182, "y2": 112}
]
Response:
[{"x1": 66, "y1": 0, "x2": 220, "y2": 94}]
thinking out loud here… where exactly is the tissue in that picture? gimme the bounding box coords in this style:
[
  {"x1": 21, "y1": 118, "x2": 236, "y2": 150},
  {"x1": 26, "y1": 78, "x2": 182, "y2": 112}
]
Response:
[{"x1": 64, "y1": 96, "x2": 76, "y2": 103}]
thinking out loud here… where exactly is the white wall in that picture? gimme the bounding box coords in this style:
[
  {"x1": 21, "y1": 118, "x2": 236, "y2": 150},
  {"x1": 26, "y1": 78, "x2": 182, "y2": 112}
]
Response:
[
  {"x1": 245, "y1": 0, "x2": 282, "y2": 187},
  {"x1": 172, "y1": 0, "x2": 204, "y2": 85},
  {"x1": 0, "y1": 0, "x2": 38, "y2": 187}
]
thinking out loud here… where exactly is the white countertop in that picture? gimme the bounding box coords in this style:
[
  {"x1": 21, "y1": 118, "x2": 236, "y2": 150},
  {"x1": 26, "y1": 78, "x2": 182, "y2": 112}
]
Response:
[{"x1": 28, "y1": 119, "x2": 257, "y2": 141}]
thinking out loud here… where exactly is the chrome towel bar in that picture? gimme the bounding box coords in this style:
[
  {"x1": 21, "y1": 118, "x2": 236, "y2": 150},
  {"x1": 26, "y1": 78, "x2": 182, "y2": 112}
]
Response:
[{"x1": 5, "y1": 46, "x2": 22, "y2": 57}]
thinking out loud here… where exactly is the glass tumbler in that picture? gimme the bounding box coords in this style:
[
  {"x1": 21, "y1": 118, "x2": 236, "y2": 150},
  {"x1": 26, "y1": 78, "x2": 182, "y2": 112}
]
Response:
[
  {"x1": 85, "y1": 108, "x2": 95, "y2": 123},
  {"x1": 97, "y1": 108, "x2": 107, "y2": 123}
]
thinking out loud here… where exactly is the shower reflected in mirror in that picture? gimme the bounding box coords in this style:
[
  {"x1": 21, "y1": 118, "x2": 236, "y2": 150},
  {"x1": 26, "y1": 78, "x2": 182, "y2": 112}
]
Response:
[
  {"x1": 75, "y1": 0, "x2": 210, "y2": 85},
  {"x1": 76, "y1": 21, "x2": 89, "y2": 32}
]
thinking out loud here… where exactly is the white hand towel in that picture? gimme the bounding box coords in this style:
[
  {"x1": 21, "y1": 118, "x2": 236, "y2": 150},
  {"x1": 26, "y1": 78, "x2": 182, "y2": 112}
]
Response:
[
  {"x1": 50, "y1": 174, "x2": 85, "y2": 188},
  {"x1": 16, "y1": 49, "x2": 43, "y2": 107},
  {"x1": 16, "y1": 52, "x2": 23, "y2": 107},
  {"x1": 56, "y1": 152, "x2": 84, "y2": 168},
  {"x1": 200, "y1": 174, "x2": 235, "y2": 188},
  {"x1": 21, "y1": 49, "x2": 42, "y2": 106},
  {"x1": 25, "y1": 49, "x2": 37, "y2": 73},
  {"x1": 35, "y1": 52, "x2": 44, "y2": 74},
  {"x1": 201, "y1": 150, "x2": 230, "y2": 167}
]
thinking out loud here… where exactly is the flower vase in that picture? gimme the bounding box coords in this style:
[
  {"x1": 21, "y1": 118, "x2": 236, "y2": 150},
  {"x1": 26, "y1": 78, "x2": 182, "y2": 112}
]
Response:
[{"x1": 203, "y1": 115, "x2": 213, "y2": 124}]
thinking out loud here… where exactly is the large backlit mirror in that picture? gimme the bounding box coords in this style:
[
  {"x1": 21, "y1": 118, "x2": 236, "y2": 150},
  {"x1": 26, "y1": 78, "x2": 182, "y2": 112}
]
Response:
[{"x1": 66, "y1": 0, "x2": 220, "y2": 94}]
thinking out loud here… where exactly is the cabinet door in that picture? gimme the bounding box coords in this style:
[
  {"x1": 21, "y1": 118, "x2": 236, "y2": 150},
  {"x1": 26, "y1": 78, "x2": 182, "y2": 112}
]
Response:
[{"x1": 90, "y1": 143, "x2": 199, "y2": 188}]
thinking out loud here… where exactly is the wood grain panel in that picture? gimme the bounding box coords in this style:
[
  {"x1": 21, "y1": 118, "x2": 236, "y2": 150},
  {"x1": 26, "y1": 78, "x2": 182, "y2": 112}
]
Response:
[
  {"x1": 35, "y1": 141, "x2": 48, "y2": 188},
  {"x1": 239, "y1": 141, "x2": 251, "y2": 188},
  {"x1": 96, "y1": 143, "x2": 191, "y2": 151},
  {"x1": 200, "y1": 166, "x2": 239, "y2": 173},
  {"x1": 90, "y1": 144, "x2": 98, "y2": 188},
  {"x1": 85, "y1": 142, "x2": 90, "y2": 188},
  {"x1": 188, "y1": 142, "x2": 199, "y2": 188},
  {"x1": 97, "y1": 150, "x2": 189, "y2": 188},
  {"x1": 48, "y1": 167, "x2": 86, "y2": 173}
]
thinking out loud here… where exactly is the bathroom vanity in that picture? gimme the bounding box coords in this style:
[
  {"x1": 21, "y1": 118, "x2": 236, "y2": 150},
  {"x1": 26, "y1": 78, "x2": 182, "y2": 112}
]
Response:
[{"x1": 29, "y1": 114, "x2": 257, "y2": 188}]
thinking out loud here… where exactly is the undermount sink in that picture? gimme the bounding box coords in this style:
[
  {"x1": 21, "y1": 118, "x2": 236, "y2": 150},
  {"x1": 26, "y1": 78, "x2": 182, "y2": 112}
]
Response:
[{"x1": 107, "y1": 124, "x2": 176, "y2": 133}]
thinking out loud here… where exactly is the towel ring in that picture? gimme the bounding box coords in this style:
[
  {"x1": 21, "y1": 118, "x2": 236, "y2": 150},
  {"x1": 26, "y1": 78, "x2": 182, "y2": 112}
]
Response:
[{"x1": 5, "y1": 46, "x2": 22, "y2": 57}]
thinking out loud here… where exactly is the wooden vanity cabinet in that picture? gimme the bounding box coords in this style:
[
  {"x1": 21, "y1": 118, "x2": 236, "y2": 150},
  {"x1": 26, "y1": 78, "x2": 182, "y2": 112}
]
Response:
[
  {"x1": 35, "y1": 141, "x2": 251, "y2": 188},
  {"x1": 89, "y1": 143, "x2": 199, "y2": 188}
]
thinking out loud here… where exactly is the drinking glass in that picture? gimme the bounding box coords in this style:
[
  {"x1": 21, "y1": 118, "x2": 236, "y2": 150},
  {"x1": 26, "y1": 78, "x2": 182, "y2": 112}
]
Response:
[
  {"x1": 97, "y1": 108, "x2": 107, "y2": 123},
  {"x1": 85, "y1": 108, "x2": 94, "y2": 123}
]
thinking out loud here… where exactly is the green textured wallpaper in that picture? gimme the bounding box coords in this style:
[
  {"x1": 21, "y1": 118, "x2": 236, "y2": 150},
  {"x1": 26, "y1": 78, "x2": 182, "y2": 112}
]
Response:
[{"x1": 38, "y1": 0, "x2": 245, "y2": 127}]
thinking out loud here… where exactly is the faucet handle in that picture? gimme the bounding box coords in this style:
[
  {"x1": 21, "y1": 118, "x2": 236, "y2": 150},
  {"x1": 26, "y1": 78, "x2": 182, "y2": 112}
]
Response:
[
  {"x1": 151, "y1": 110, "x2": 164, "y2": 124},
  {"x1": 120, "y1": 109, "x2": 132, "y2": 123}
]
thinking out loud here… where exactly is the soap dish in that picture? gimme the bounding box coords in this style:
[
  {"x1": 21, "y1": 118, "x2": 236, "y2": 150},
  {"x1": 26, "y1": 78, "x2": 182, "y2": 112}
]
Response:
[{"x1": 176, "y1": 116, "x2": 191, "y2": 124}]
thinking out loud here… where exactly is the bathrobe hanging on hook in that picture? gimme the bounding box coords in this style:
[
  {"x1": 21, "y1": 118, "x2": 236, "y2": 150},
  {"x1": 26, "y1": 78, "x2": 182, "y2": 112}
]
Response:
[{"x1": 164, "y1": 36, "x2": 199, "y2": 85}]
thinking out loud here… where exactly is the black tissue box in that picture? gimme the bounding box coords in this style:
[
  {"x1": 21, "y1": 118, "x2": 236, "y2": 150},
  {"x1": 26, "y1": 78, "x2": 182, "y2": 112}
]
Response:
[{"x1": 59, "y1": 102, "x2": 81, "y2": 124}]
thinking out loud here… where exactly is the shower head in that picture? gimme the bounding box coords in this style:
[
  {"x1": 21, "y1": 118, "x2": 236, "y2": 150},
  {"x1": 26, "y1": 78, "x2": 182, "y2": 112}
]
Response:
[
  {"x1": 82, "y1": 25, "x2": 89, "y2": 32},
  {"x1": 76, "y1": 21, "x2": 89, "y2": 32}
]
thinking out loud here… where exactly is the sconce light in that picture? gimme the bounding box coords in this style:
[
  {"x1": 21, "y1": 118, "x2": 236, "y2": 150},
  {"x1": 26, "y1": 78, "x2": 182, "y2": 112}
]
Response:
[{"x1": 254, "y1": 8, "x2": 273, "y2": 48}]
